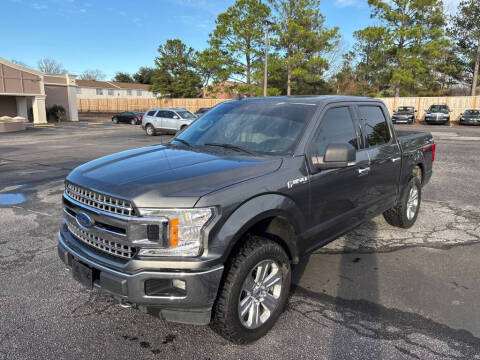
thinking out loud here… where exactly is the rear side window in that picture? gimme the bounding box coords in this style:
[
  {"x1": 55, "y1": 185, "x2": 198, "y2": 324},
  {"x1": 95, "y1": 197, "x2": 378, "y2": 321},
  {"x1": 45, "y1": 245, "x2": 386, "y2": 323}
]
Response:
[
  {"x1": 147, "y1": 110, "x2": 156, "y2": 116},
  {"x1": 311, "y1": 107, "x2": 358, "y2": 157},
  {"x1": 359, "y1": 106, "x2": 391, "y2": 147}
]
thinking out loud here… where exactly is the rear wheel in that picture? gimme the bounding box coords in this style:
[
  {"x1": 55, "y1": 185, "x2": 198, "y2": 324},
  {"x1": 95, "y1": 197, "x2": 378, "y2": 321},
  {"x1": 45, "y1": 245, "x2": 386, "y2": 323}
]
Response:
[
  {"x1": 383, "y1": 177, "x2": 421, "y2": 228},
  {"x1": 145, "y1": 124, "x2": 156, "y2": 136},
  {"x1": 211, "y1": 236, "x2": 291, "y2": 344},
  {"x1": 130, "y1": 118, "x2": 136, "y2": 125},
  {"x1": 112, "y1": 117, "x2": 118, "y2": 124}
]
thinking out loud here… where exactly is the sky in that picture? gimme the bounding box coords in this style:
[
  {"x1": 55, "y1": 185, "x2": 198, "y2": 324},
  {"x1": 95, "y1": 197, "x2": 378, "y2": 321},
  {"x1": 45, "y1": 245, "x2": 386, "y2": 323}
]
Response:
[{"x1": 1, "y1": 0, "x2": 461, "y2": 80}]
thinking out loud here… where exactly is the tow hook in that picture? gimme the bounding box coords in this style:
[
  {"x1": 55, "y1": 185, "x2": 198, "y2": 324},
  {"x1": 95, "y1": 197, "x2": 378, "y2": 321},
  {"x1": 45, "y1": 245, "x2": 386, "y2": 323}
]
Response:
[{"x1": 118, "y1": 299, "x2": 135, "y2": 308}]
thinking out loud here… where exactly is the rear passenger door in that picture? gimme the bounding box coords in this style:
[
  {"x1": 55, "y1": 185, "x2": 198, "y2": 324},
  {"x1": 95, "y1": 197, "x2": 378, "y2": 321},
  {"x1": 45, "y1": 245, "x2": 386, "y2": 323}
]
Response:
[{"x1": 357, "y1": 104, "x2": 401, "y2": 215}]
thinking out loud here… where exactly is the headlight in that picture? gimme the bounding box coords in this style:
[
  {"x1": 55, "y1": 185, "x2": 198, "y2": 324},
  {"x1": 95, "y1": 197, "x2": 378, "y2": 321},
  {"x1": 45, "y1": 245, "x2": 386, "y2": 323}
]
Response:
[{"x1": 134, "y1": 208, "x2": 214, "y2": 257}]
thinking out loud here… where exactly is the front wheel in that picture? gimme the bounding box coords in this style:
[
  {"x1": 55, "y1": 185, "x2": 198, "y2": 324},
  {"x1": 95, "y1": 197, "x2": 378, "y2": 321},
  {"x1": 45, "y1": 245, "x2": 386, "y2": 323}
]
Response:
[
  {"x1": 211, "y1": 236, "x2": 291, "y2": 344},
  {"x1": 383, "y1": 177, "x2": 421, "y2": 228},
  {"x1": 145, "y1": 124, "x2": 156, "y2": 136}
]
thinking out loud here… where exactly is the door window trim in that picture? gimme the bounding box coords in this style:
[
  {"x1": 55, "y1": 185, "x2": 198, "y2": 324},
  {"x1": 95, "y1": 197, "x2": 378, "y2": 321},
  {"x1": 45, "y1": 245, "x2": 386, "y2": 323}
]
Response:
[
  {"x1": 354, "y1": 103, "x2": 395, "y2": 150},
  {"x1": 305, "y1": 103, "x2": 362, "y2": 174}
]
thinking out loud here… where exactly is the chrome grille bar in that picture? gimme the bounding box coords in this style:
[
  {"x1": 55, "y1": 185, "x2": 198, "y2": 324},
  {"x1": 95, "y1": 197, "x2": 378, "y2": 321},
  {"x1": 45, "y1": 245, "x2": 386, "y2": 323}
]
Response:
[
  {"x1": 65, "y1": 182, "x2": 135, "y2": 216},
  {"x1": 67, "y1": 222, "x2": 135, "y2": 259}
]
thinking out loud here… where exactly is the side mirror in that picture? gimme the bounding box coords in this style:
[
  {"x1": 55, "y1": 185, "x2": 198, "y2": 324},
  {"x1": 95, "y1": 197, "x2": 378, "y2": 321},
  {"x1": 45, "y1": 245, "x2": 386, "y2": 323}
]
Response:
[
  {"x1": 312, "y1": 143, "x2": 356, "y2": 170},
  {"x1": 173, "y1": 115, "x2": 179, "y2": 119}
]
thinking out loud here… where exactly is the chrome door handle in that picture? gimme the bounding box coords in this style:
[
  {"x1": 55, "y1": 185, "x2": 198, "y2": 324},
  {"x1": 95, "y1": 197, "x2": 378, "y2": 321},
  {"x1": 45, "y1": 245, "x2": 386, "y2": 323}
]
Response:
[
  {"x1": 391, "y1": 157, "x2": 401, "y2": 163},
  {"x1": 358, "y1": 167, "x2": 370, "y2": 176}
]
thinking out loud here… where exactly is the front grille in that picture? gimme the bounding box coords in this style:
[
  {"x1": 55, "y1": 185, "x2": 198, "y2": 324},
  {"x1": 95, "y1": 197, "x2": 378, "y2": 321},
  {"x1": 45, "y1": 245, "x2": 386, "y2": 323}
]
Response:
[
  {"x1": 67, "y1": 222, "x2": 135, "y2": 259},
  {"x1": 65, "y1": 182, "x2": 135, "y2": 216}
]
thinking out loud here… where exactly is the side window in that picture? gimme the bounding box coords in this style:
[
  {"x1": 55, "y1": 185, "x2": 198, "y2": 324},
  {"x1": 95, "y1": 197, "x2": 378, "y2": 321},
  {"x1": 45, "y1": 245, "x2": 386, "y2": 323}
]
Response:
[
  {"x1": 359, "y1": 106, "x2": 391, "y2": 147},
  {"x1": 311, "y1": 107, "x2": 358, "y2": 157},
  {"x1": 163, "y1": 111, "x2": 174, "y2": 119},
  {"x1": 155, "y1": 111, "x2": 165, "y2": 118},
  {"x1": 147, "y1": 110, "x2": 156, "y2": 116}
]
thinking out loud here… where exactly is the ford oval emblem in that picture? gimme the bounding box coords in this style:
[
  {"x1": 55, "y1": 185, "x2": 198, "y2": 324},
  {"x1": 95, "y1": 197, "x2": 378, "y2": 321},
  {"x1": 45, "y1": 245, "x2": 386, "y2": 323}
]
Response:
[{"x1": 76, "y1": 212, "x2": 94, "y2": 228}]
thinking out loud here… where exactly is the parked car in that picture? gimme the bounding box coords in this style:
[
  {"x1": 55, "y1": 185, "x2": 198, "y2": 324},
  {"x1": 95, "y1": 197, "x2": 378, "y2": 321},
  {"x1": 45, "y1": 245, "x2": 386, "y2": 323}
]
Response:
[
  {"x1": 58, "y1": 96, "x2": 434, "y2": 344},
  {"x1": 195, "y1": 107, "x2": 211, "y2": 117},
  {"x1": 459, "y1": 109, "x2": 480, "y2": 125},
  {"x1": 112, "y1": 111, "x2": 143, "y2": 125},
  {"x1": 391, "y1": 106, "x2": 416, "y2": 124},
  {"x1": 142, "y1": 107, "x2": 197, "y2": 136},
  {"x1": 424, "y1": 104, "x2": 451, "y2": 125}
]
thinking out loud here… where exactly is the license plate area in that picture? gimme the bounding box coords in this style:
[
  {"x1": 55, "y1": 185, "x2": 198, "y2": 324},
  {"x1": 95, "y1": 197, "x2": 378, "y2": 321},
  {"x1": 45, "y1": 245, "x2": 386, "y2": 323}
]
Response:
[{"x1": 72, "y1": 259, "x2": 93, "y2": 289}]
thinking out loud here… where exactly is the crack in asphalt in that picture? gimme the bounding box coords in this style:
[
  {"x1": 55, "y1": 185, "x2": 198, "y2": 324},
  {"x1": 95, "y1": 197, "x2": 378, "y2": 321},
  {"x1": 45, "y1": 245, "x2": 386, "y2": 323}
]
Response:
[{"x1": 289, "y1": 287, "x2": 480, "y2": 359}]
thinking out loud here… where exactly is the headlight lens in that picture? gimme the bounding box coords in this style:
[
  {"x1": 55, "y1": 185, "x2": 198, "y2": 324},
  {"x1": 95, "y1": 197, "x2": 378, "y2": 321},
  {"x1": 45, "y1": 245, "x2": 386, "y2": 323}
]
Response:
[{"x1": 136, "y1": 208, "x2": 214, "y2": 257}]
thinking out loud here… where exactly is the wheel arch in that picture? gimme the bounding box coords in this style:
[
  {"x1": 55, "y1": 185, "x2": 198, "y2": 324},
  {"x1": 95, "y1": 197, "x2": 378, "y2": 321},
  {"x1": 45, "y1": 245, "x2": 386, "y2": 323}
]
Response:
[{"x1": 209, "y1": 194, "x2": 304, "y2": 265}]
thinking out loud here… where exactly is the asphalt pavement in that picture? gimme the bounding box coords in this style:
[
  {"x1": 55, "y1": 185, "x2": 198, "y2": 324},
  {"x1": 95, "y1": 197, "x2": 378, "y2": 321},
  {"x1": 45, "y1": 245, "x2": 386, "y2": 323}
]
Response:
[{"x1": 1, "y1": 122, "x2": 480, "y2": 359}]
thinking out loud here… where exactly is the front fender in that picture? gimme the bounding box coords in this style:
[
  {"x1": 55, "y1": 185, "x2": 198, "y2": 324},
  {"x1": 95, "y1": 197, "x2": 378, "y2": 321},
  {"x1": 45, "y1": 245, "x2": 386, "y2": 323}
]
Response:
[{"x1": 206, "y1": 193, "x2": 306, "y2": 264}]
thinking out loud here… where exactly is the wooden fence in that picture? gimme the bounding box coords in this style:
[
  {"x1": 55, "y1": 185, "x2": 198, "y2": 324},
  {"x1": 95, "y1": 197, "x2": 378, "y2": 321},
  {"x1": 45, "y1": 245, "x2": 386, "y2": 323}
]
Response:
[
  {"x1": 78, "y1": 95, "x2": 479, "y2": 122},
  {"x1": 77, "y1": 98, "x2": 227, "y2": 114},
  {"x1": 379, "y1": 96, "x2": 478, "y2": 122}
]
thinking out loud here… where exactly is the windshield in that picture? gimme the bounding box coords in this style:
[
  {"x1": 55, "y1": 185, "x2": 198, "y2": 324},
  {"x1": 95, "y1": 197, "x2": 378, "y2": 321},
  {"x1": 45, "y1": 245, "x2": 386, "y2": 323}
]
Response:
[
  {"x1": 175, "y1": 100, "x2": 317, "y2": 155},
  {"x1": 177, "y1": 110, "x2": 197, "y2": 120},
  {"x1": 397, "y1": 107, "x2": 413, "y2": 112},
  {"x1": 464, "y1": 110, "x2": 480, "y2": 115},
  {"x1": 428, "y1": 105, "x2": 449, "y2": 113}
]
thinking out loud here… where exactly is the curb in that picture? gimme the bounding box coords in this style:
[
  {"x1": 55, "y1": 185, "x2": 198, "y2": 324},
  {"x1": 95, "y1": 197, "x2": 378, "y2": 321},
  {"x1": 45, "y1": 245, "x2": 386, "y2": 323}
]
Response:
[
  {"x1": 87, "y1": 122, "x2": 104, "y2": 125},
  {"x1": 33, "y1": 124, "x2": 55, "y2": 127}
]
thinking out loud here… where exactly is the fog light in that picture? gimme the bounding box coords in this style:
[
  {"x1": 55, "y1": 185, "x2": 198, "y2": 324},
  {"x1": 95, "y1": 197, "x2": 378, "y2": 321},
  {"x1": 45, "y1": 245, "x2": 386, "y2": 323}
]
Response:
[{"x1": 144, "y1": 279, "x2": 186, "y2": 297}]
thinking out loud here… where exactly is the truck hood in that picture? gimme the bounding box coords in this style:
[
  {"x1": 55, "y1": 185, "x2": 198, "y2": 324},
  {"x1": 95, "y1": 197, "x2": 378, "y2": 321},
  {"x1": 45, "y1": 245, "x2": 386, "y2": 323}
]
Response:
[{"x1": 67, "y1": 145, "x2": 282, "y2": 208}]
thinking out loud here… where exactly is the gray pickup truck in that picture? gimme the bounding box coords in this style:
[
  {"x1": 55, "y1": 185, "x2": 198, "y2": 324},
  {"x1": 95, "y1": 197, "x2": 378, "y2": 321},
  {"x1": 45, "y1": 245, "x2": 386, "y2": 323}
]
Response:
[{"x1": 58, "y1": 96, "x2": 434, "y2": 343}]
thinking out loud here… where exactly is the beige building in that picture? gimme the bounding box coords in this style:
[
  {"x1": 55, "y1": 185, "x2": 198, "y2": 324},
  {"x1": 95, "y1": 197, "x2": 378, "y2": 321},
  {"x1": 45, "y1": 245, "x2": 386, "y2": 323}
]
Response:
[
  {"x1": 76, "y1": 80, "x2": 155, "y2": 99},
  {"x1": 0, "y1": 57, "x2": 78, "y2": 124}
]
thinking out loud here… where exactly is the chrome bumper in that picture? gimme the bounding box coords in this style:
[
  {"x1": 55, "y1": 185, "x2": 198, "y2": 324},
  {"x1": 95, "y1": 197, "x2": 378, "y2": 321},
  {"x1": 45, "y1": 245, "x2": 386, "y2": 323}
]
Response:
[{"x1": 58, "y1": 231, "x2": 223, "y2": 325}]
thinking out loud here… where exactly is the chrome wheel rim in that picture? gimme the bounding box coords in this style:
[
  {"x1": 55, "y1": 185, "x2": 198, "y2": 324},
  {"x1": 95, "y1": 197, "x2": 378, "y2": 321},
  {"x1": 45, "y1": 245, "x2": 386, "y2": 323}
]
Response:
[
  {"x1": 238, "y1": 259, "x2": 283, "y2": 330},
  {"x1": 147, "y1": 126, "x2": 153, "y2": 135},
  {"x1": 406, "y1": 184, "x2": 419, "y2": 220}
]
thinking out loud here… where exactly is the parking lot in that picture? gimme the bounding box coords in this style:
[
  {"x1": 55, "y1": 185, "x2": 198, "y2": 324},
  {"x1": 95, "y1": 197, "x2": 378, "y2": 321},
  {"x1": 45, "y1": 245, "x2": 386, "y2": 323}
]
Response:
[{"x1": 1, "y1": 122, "x2": 480, "y2": 359}]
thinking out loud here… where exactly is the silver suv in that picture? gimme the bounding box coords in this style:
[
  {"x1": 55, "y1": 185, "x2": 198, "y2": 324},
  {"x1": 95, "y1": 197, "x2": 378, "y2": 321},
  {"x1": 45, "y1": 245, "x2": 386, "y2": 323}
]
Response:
[{"x1": 142, "y1": 107, "x2": 197, "y2": 136}]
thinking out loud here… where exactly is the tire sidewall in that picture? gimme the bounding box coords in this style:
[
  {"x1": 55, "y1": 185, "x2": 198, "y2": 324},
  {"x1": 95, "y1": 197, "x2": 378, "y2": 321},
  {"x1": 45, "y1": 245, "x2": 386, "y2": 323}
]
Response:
[
  {"x1": 146, "y1": 125, "x2": 155, "y2": 136},
  {"x1": 402, "y1": 177, "x2": 422, "y2": 228},
  {"x1": 219, "y1": 241, "x2": 291, "y2": 343}
]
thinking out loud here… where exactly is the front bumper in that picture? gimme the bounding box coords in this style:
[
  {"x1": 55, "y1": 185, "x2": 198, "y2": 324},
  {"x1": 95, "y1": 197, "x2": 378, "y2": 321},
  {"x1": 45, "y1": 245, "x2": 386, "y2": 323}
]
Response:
[
  {"x1": 460, "y1": 118, "x2": 480, "y2": 125},
  {"x1": 392, "y1": 117, "x2": 413, "y2": 123},
  {"x1": 57, "y1": 231, "x2": 223, "y2": 325},
  {"x1": 425, "y1": 117, "x2": 449, "y2": 124}
]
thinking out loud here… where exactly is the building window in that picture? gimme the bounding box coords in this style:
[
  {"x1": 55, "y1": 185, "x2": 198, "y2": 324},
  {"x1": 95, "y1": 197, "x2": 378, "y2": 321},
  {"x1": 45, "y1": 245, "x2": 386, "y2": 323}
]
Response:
[
  {"x1": 76, "y1": 87, "x2": 81, "y2": 94},
  {"x1": 137, "y1": 90, "x2": 142, "y2": 96},
  {"x1": 108, "y1": 89, "x2": 114, "y2": 96},
  {"x1": 127, "y1": 89, "x2": 132, "y2": 96},
  {"x1": 96, "y1": 88, "x2": 103, "y2": 95}
]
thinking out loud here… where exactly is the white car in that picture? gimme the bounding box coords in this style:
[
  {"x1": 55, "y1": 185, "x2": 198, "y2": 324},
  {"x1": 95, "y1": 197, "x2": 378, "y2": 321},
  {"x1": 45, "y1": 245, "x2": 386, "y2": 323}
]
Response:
[{"x1": 141, "y1": 107, "x2": 197, "y2": 136}]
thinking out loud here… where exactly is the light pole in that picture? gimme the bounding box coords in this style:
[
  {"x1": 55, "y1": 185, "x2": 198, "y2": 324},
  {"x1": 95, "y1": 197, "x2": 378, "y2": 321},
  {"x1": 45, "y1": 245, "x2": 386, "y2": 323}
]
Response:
[{"x1": 263, "y1": 19, "x2": 273, "y2": 97}]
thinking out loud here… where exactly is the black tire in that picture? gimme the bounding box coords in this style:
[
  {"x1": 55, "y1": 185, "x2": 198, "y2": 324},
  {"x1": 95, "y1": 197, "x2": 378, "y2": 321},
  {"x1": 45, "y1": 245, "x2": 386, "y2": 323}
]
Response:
[
  {"x1": 145, "y1": 124, "x2": 156, "y2": 136},
  {"x1": 112, "y1": 117, "x2": 118, "y2": 124},
  {"x1": 130, "y1": 118, "x2": 136, "y2": 125},
  {"x1": 211, "y1": 236, "x2": 291, "y2": 344},
  {"x1": 383, "y1": 177, "x2": 421, "y2": 229}
]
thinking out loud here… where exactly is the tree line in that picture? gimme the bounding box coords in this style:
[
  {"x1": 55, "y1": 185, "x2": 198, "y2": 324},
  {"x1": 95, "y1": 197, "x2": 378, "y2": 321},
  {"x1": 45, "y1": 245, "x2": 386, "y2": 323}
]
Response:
[
  {"x1": 14, "y1": 0, "x2": 480, "y2": 98},
  {"x1": 145, "y1": 0, "x2": 479, "y2": 98}
]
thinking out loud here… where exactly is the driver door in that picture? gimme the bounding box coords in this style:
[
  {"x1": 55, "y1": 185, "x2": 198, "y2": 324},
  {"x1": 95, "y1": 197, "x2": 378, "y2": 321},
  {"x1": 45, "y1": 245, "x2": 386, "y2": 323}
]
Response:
[{"x1": 305, "y1": 104, "x2": 371, "y2": 252}]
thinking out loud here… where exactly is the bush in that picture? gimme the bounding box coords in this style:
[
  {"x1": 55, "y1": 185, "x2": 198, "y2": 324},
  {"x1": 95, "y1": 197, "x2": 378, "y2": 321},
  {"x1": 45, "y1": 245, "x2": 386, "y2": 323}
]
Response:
[{"x1": 46, "y1": 105, "x2": 66, "y2": 122}]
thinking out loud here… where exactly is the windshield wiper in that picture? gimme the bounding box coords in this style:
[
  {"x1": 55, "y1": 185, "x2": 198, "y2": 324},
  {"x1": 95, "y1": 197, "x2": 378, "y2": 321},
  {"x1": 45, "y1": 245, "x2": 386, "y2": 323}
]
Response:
[
  {"x1": 204, "y1": 142, "x2": 254, "y2": 155},
  {"x1": 171, "y1": 138, "x2": 192, "y2": 147}
]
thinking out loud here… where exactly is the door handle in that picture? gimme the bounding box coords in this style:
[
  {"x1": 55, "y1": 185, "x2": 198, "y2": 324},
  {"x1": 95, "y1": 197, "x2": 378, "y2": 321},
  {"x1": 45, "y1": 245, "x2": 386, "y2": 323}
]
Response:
[
  {"x1": 358, "y1": 167, "x2": 370, "y2": 176},
  {"x1": 391, "y1": 157, "x2": 401, "y2": 163}
]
